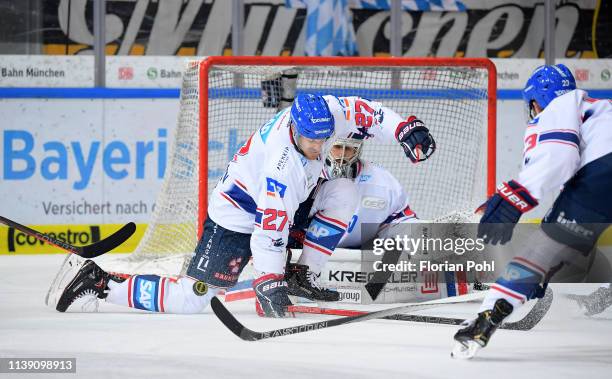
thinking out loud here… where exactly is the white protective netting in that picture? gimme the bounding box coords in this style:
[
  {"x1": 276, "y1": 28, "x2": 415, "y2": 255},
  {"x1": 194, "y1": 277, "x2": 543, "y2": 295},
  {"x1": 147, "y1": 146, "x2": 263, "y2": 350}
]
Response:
[{"x1": 116, "y1": 58, "x2": 494, "y2": 275}]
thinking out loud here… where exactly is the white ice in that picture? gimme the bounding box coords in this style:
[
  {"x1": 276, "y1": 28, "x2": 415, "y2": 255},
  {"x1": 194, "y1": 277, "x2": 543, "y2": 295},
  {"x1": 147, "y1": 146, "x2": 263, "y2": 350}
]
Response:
[{"x1": 1, "y1": 255, "x2": 611, "y2": 379}]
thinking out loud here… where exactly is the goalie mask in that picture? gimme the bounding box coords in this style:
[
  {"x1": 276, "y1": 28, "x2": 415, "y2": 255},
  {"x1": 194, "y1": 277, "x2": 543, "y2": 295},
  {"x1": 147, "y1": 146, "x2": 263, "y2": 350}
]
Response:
[{"x1": 324, "y1": 137, "x2": 363, "y2": 179}]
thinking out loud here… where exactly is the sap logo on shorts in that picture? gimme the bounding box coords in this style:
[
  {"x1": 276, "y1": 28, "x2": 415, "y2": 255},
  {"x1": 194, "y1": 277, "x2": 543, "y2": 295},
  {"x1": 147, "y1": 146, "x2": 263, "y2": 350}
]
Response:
[
  {"x1": 362, "y1": 196, "x2": 386, "y2": 209},
  {"x1": 133, "y1": 276, "x2": 159, "y2": 312}
]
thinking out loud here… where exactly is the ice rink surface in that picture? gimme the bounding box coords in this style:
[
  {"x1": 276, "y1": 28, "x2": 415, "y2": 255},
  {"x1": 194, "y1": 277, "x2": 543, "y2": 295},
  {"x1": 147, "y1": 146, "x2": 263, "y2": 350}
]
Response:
[{"x1": 1, "y1": 255, "x2": 611, "y2": 379}]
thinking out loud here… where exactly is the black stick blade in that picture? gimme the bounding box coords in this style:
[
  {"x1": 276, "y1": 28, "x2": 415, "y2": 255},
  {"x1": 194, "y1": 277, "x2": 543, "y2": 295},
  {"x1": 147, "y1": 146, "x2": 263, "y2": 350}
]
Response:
[
  {"x1": 211, "y1": 297, "x2": 260, "y2": 341},
  {"x1": 79, "y1": 222, "x2": 137, "y2": 258}
]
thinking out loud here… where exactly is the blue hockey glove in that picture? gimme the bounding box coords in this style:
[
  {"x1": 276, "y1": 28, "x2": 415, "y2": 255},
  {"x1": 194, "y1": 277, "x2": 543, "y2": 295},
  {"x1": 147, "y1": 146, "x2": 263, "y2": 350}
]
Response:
[
  {"x1": 478, "y1": 180, "x2": 538, "y2": 245},
  {"x1": 395, "y1": 116, "x2": 436, "y2": 163},
  {"x1": 253, "y1": 273, "x2": 292, "y2": 318}
]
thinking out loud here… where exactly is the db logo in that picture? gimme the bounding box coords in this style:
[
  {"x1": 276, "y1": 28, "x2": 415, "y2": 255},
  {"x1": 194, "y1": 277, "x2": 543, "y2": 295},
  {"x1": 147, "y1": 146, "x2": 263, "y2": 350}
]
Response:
[{"x1": 308, "y1": 224, "x2": 330, "y2": 238}]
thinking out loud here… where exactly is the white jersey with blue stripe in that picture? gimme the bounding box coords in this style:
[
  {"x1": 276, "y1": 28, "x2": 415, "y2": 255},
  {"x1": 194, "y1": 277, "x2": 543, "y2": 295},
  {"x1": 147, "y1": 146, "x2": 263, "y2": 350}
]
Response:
[
  {"x1": 519, "y1": 89, "x2": 612, "y2": 200},
  {"x1": 336, "y1": 161, "x2": 418, "y2": 248},
  {"x1": 208, "y1": 96, "x2": 409, "y2": 274}
]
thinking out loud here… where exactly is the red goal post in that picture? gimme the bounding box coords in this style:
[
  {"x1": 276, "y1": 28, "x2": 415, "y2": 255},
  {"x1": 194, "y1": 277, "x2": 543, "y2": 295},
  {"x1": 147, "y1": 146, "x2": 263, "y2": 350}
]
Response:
[{"x1": 198, "y1": 56, "x2": 497, "y2": 235}]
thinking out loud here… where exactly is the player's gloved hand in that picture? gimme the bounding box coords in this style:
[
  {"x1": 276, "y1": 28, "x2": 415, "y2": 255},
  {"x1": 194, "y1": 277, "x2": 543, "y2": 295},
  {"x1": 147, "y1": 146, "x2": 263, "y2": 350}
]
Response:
[
  {"x1": 395, "y1": 116, "x2": 436, "y2": 163},
  {"x1": 477, "y1": 180, "x2": 538, "y2": 245},
  {"x1": 253, "y1": 273, "x2": 293, "y2": 318}
]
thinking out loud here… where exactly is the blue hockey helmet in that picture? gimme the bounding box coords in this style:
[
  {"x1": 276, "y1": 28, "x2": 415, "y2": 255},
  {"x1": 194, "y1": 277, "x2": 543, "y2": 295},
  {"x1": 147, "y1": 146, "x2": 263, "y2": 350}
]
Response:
[
  {"x1": 522, "y1": 64, "x2": 576, "y2": 112},
  {"x1": 290, "y1": 94, "x2": 335, "y2": 139}
]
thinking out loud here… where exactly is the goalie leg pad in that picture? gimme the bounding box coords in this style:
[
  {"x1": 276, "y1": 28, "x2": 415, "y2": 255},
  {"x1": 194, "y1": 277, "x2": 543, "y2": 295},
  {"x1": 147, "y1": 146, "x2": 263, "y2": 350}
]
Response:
[{"x1": 185, "y1": 215, "x2": 252, "y2": 288}]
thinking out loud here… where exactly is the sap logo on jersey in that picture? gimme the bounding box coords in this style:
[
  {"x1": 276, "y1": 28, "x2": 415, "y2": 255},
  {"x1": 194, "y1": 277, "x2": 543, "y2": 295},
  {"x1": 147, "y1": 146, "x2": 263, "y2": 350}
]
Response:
[
  {"x1": 133, "y1": 275, "x2": 160, "y2": 312},
  {"x1": 2, "y1": 129, "x2": 168, "y2": 190}
]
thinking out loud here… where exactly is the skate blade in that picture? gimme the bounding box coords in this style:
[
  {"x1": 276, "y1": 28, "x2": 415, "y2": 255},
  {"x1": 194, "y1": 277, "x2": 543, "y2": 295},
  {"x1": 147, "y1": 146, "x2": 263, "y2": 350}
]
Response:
[
  {"x1": 69, "y1": 294, "x2": 100, "y2": 313},
  {"x1": 451, "y1": 341, "x2": 481, "y2": 360},
  {"x1": 45, "y1": 254, "x2": 86, "y2": 308}
]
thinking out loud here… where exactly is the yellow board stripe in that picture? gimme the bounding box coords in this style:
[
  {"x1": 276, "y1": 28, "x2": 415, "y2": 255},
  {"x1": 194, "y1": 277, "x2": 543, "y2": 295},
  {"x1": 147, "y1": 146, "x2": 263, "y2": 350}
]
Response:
[
  {"x1": 1, "y1": 221, "x2": 610, "y2": 255},
  {"x1": 0, "y1": 224, "x2": 146, "y2": 255}
]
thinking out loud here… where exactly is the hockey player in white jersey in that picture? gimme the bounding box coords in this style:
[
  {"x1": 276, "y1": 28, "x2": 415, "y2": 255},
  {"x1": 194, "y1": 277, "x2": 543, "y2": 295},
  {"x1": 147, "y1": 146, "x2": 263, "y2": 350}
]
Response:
[
  {"x1": 286, "y1": 134, "x2": 417, "y2": 250},
  {"x1": 452, "y1": 64, "x2": 612, "y2": 359},
  {"x1": 284, "y1": 133, "x2": 421, "y2": 300},
  {"x1": 54, "y1": 93, "x2": 435, "y2": 318}
]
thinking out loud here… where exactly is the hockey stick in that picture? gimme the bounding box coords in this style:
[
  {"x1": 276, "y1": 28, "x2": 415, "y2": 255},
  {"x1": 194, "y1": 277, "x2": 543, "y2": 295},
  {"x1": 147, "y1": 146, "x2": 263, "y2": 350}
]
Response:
[
  {"x1": 287, "y1": 287, "x2": 553, "y2": 331},
  {"x1": 365, "y1": 210, "x2": 479, "y2": 300},
  {"x1": 210, "y1": 292, "x2": 486, "y2": 341},
  {"x1": 0, "y1": 215, "x2": 136, "y2": 258},
  {"x1": 364, "y1": 248, "x2": 401, "y2": 301}
]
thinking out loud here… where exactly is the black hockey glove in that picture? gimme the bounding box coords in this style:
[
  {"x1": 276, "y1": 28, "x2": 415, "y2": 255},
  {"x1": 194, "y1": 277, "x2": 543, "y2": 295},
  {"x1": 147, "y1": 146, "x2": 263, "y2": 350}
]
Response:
[
  {"x1": 477, "y1": 180, "x2": 538, "y2": 245},
  {"x1": 395, "y1": 116, "x2": 436, "y2": 163},
  {"x1": 253, "y1": 273, "x2": 293, "y2": 318}
]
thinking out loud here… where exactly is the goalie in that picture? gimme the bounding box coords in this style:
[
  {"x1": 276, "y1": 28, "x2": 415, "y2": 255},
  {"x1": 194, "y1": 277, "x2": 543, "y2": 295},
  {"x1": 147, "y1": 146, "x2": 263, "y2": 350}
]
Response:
[
  {"x1": 286, "y1": 132, "x2": 473, "y2": 303},
  {"x1": 51, "y1": 93, "x2": 435, "y2": 318}
]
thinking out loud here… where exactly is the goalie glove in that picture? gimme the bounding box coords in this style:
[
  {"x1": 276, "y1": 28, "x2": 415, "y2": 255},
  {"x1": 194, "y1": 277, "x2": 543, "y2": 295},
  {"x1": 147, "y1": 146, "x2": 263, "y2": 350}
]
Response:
[
  {"x1": 477, "y1": 180, "x2": 538, "y2": 245},
  {"x1": 395, "y1": 116, "x2": 436, "y2": 163}
]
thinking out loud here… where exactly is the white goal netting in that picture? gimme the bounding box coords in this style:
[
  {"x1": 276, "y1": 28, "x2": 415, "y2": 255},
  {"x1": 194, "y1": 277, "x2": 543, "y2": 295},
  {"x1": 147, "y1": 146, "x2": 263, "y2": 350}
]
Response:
[{"x1": 116, "y1": 58, "x2": 495, "y2": 275}]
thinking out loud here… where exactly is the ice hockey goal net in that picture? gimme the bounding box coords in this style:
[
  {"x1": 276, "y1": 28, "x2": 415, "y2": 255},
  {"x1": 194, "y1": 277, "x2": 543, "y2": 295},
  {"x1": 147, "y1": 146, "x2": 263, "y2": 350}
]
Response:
[{"x1": 124, "y1": 56, "x2": 496, "y2": 273}]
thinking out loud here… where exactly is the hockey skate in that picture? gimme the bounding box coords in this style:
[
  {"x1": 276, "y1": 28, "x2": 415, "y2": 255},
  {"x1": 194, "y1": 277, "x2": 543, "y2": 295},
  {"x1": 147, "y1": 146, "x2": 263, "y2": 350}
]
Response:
[
  {"x1": 286, "y1": 263, "x2": 340, "y2": 302},
  {"x1": 55, "y1": 259, "x2": 123, "y2": 312},
  {"x1": 451, "y1": 298, "x2": 513, "y2": 359},
  {"x1": 567, "y1": 286, "x2": 612, "y2": 316}
]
